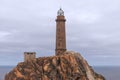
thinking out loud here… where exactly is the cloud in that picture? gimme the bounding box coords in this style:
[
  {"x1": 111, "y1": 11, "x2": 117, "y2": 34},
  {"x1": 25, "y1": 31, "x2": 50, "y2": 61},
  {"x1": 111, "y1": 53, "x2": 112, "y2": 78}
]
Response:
[
  {"x1": 0, "y1": 0, "x2": 120, "y2": 66},
  {"x1": 0, "y1": 31, "x2": 12, "y2": 42},
  {"x1": 0, "y1": 31, "x2": 11, "y2": 38}
]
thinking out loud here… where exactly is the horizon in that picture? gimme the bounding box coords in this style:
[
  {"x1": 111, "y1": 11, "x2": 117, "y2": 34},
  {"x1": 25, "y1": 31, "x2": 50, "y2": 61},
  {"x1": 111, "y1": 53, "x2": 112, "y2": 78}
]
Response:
[{"x1": 0, "y1": 0, "x2": 120, "y2": 66}]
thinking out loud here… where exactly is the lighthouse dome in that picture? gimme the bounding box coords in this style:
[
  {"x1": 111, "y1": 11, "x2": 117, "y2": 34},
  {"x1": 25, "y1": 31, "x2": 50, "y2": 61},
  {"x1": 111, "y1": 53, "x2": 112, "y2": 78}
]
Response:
[{"x1": 57, "y1": 8, "x2": 64, "y2": 16}]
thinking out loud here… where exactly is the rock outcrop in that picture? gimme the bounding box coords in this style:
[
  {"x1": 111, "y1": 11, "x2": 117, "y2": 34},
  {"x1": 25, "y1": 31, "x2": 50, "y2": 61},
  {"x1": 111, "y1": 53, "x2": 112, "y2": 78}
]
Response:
[{"x1": 5, "y1": 51, "x2": 105, "y2": 80}]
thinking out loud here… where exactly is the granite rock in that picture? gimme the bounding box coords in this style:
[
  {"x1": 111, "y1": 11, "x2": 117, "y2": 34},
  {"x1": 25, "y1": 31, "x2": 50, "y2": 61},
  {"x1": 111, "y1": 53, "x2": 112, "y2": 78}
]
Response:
[{"x1": 5, "y1": 51, "x2": 105, "y2": 80}]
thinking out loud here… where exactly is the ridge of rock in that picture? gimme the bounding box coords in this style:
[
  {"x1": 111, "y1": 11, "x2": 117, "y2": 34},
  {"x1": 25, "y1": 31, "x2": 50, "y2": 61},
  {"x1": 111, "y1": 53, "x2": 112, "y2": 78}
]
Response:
[{"x1": 5, "y1": 51, "x2": 105, "y2": 80}]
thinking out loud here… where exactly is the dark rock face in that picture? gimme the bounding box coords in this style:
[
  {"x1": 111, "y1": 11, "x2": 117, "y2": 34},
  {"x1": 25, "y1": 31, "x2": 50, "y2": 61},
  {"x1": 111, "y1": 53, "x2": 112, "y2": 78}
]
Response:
[{"x1": 5, "y1": 51, "x2": 105, "y2": 80}]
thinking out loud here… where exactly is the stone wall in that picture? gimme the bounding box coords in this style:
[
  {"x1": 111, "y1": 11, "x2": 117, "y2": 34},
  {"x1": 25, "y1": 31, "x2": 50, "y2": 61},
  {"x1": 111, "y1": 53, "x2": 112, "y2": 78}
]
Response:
[{"x1": 24, "y1": 52, "x2": 36, "y2": 62}]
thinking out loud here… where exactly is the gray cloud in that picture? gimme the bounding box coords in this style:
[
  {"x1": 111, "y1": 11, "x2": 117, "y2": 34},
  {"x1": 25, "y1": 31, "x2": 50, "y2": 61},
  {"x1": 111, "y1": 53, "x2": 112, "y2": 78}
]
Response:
[{"x1": 0, "y1": 0, "x2": 120, "y2": 66}]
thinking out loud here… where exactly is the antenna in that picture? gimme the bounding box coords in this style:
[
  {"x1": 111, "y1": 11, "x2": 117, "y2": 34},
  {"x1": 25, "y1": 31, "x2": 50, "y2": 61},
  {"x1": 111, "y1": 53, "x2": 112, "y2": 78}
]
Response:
[{"x1": 58, "y1": 0, "x2": 62, "y2": 8}]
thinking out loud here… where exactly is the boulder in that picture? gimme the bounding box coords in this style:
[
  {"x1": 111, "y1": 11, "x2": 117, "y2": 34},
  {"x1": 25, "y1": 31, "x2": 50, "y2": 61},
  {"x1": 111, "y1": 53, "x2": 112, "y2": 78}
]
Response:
[{"x1": 5, "y1": 51, "x2": 105, "y2": 80}]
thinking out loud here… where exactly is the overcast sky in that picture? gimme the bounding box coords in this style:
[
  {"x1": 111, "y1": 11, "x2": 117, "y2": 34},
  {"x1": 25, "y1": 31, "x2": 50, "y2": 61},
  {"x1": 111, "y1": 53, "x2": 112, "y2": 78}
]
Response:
[{"x1": 0, "y1": 0, "x2": 120, "y2": 66}]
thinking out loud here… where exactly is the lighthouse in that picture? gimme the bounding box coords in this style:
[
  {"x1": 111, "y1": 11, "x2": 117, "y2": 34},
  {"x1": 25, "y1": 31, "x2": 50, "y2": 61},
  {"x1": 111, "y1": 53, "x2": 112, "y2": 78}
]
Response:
[{"x1": 55, "y1": 8, "x2": 67, "y2": 56}]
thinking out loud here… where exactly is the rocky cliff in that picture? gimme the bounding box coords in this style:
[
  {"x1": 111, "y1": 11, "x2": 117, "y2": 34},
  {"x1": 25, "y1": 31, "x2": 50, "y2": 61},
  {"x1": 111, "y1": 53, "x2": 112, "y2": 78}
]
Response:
[{"x1": 5, "y1": 51, "x2": 105, "y2": 80}]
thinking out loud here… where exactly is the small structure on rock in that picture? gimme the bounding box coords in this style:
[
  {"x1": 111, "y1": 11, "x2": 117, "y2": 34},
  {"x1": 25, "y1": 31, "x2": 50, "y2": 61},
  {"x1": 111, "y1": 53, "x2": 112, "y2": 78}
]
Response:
[{"x1": 24, "y1": 52, "x2": 36, "y2": 62}]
